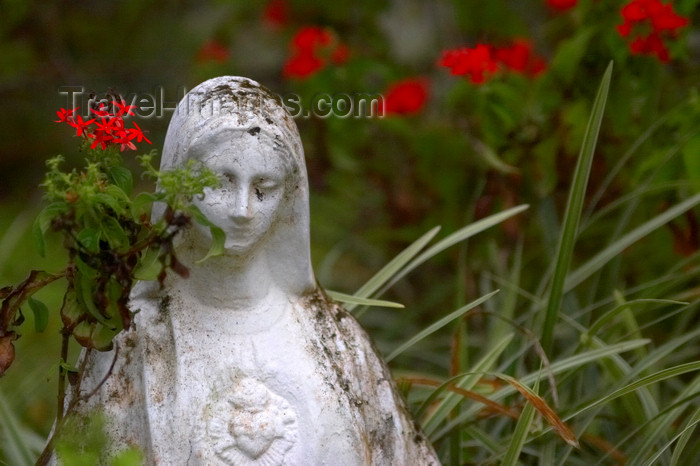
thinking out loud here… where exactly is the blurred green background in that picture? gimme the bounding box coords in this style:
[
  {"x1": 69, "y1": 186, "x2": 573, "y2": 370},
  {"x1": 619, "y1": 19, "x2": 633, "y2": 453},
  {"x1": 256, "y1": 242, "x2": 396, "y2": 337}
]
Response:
[{"x1": 2, "y1": 0, "x2": 700, "y2": 463}]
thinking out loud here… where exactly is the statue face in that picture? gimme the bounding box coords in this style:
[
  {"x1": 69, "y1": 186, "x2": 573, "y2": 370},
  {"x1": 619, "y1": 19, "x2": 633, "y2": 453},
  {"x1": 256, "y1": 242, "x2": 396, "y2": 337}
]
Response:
[{"x1": 192, "y1": 133, "x2": 288, "y2": 255}]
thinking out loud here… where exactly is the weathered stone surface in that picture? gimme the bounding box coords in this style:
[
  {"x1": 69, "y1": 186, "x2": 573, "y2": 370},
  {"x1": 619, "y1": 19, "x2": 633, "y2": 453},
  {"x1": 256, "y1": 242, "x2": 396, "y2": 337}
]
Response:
[{"x1": 72, "y1": 76, "x2": 440, "y2": 465}]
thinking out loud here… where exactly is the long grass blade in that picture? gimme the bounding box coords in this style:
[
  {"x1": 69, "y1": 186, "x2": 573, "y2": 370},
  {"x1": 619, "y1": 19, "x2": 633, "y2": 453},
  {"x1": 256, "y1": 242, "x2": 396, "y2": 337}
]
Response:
[
  {"x1": 382, "y1": 205, "x2": 529, "y2": 293},
  {"x1": 582, "y1": 299, "x2": 686, "y2": 341},
  {"x1": 501, "y1": 398, "x2": 536, "y2": 466},
  {"x1": 423, "y1": 334, "x2": 514, "y2": 436},
  {"x1": 670, "y1": 406, "x2": 700, "y2": 465},
  {"x1": 0, "y1": 391, "x2": 43, "y2": 466},
  {"x1": 626, "y1": 371, "x2": 700, "y2": 464},
  {"x1": 541, "y1": 62, "x2": 613, "y2": 353},
  {"x1": 430, "y1": 339, "x2": 650, "y2": 442},
  {"x1": 567, "y1": 361, "x2": 700, "y2": 421},
  {"x1": 386, "y1": 290, "x2": 499, "y2": 362},
  {"x1": 643, "y1": 409, "x2": 700, "y2": 466},
  {"x1": 565, "y1": 192, "x2": 700, "y2": 292},
  {"x1": 325, "y1": 290, "x2": 404, "y2": 309},
  {"x1": 498, "y1": 374, "x2": 579, "y2": 448},
  {"x1": 346, "y1": 226, "x2": 440, "y2": 311},
  {"x1": 583, "y1": 100, "x2": 688, "y2": 221}
]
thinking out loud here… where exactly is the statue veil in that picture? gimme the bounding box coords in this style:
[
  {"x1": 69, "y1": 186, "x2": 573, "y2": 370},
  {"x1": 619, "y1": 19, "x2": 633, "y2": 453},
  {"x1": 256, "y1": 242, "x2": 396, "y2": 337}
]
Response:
[{"x1": 158, "y1": 75, "x2": 315, "y2": 296}]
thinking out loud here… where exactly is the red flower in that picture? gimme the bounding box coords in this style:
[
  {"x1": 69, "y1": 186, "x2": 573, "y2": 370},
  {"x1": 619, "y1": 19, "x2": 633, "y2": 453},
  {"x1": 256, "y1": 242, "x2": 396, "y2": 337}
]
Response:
[
  {"x1": 55, "y1": 99, "x2": 151, "y2": 152},
  {"x1": 283, "y1": 26, "x2": 348, "y2": 80},
  {"x1": 380, "y1": 78, "x2": 429, "y2": 116},
  {"x1": 546, "y1": 0, "x2": 578, "y2": 11},
  {"x1": 87, "y1": 130, "x2": 113, "y2": 150},
  {"x1": 128, "y1": 121, "x2": 151, "y2": 145},
  {"x1": 68, "y1": 115, "x2": 95, "y2": 137},
  {"x1": 292, "y1": 27, "x2": 332, "y2": 51},
  {"x1": 113, "y1": 99, "x2": 137, "y2": 117},
  {"x1": 263, "y1": 0, "x2": 288, "y2": 29},
  {"x1": 90, "y1": 103, "x2": 111, "y2": 118},
  {"x1": 439, "y1": 45, "x2": 498, "y2": 84},
  {"x1": 495, "y1": 39, "x2": 547, "y2": 76},
  {"x1": 196, "y1": 39, "x2": 230, "y2": 64},
  {"x1": 55, "y1": 107, "x2": 78, "y2": 123},
  {"x1": 618, "y1": 0, "x2": 689, "y2": 62},
  {"x1": 283, "y1": 52, "x2": 324, "y2": 78}
]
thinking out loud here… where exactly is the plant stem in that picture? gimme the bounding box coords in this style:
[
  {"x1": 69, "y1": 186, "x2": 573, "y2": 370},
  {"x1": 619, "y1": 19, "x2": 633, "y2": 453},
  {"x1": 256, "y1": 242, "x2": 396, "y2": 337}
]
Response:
[
  {"x1": 35, "y1": 332, "x2": 70, "y2": 466},
  {"x1": 56, "y1": 332, "x2": 70, "y2": 425}
]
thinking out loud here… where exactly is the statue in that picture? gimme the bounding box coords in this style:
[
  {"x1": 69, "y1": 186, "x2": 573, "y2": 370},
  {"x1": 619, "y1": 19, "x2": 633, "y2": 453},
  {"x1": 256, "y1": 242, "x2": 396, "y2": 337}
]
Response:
[{"x1": 71, "y1": 76, "x2": 439, "y2": 465}]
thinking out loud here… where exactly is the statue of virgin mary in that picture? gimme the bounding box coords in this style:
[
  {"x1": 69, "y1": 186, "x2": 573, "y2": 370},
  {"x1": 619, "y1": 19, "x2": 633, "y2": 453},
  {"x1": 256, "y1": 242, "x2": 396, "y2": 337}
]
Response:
[{"x1": 73, "y1": 76, "x2": 439, "y2": 465}]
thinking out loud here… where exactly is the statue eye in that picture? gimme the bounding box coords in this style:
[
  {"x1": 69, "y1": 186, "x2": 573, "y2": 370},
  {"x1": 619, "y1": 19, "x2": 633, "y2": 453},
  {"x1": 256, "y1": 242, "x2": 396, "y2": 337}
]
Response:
[{"x1": 256, "y1": 177, "x2": 280, "y2": 191}]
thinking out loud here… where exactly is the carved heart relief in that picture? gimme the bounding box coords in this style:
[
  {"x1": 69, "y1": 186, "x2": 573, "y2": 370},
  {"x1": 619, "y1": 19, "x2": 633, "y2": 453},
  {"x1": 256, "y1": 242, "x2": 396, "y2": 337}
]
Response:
[
  {"x1": 203, "y1": 376, "x2": 298, "y2": 465},
  {"x1": 229, "y1": 409, "x2": 278, "y2": 459}
]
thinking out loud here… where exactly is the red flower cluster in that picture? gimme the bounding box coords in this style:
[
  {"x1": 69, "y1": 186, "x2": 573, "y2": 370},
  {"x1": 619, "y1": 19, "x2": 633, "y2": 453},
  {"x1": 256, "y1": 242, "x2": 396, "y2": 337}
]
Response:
[
  {"x1": 263, "y1": 0, "x2": 288, "y2": 29},
  {"x1": 283, "y1": 26, "x2": 349, "y2": 79},
  {"x1": 380, "y1": 78, "x2": 429, "y2": 116},
  {"x1": 196, "y1": 39, "x2": 231, "y2": 64},
  {"x1": 440, "y1": 41, "x2": 546, "y2": 84},
  {"x1": 440, "y1": 45, "x2": 498, "y2": 84},
  {"x1": 617, "y1": 0, "x2": 689, "y2": 62},
  {"x1": 546, "y1": 0, "x2": 578, "y2": 11},
  {"x1": 495, "y1": 40, "x2": 547, "y2": 76},
  {"x1": 55, "y1": 102, "x2": 151, "y2": 152}
]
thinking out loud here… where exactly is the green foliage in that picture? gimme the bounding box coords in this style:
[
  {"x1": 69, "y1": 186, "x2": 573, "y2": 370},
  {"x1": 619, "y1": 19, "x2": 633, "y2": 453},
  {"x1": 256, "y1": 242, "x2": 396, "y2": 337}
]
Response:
[
  {"x1": 1, "y1": 106, "x2": 221, "y2": 462},
  {"x1": 54, "y1": 413, "x2": 142, "y2": 466}
]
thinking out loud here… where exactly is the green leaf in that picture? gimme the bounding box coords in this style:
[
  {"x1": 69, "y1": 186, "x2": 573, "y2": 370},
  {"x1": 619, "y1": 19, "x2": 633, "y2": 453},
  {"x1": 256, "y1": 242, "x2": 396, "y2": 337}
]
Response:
[
  {"x1": 475, "y1": 141, "x2": 519, "y2": 175},
  {"x1": 682, "y1": 133, "x2": 700, "y2": 191},
  {"x1": 196, "y1": 225, "x2": 226, "y2": 264},
  {"x1": 100, "y1": 216, "x2": 128, "y2": 249},
  {"x1": 541, "y1": 62, "x2": 612, "y2": 353},
  {"x1": 550, "y1": 28, "x2": 594, "y2": 85},
  {"x1": 132, "y1": 192, "x2": 159, "y2": 215},
  {"x1": 33, "y1": 202, "x2": 68, "y2": 257},
  {"x1": 90, "y1": 322, "x2": 118, "y2": 351},
  {"x1": 27, "y1": 297, "x2": 49, "y2": 332},
  {"x1": 110, "y1": 448, "x2": 144, "y2": 466},
  {"x1": 32, "y1": 216, "x2": 46, "y2": 258},
  {"x1": 60, "y1": 288, "x2": 82, "y2": 328},
  {"x1": 77, "y1": 228, "x2": 101, "y2": 253},
  {"x1": 75, "y1": 270, "x2": 113, "y2": 328},
  {"x1": 92, "y1": 192, "x2": 124, "y2": 215},
  {"x1": 190, "y1": 204, "x2": 227, "y2": 263},
  {"x1": 133, "y1": 247, "x2": 163, "y2": 281},
  {"x1": 106, "y1": 165, "x2": 134, "y2": 195}
]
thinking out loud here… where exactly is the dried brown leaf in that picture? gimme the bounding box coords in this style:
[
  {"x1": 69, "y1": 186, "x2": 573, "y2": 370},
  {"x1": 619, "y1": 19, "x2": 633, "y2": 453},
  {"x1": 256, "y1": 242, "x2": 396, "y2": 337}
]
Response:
[
  {"x1": 401, "y1": 376, "x2": 518, "y2": 420},
  {"x1": 501, "y1": 375, "x2": 579, "y2": 448}
]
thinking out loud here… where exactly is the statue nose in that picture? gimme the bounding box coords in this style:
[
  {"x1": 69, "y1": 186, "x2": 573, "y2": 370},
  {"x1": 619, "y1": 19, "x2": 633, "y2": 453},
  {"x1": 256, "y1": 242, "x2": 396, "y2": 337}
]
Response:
[{"x1": 231, "y1": 186, "x2": 252, "y2": 221}]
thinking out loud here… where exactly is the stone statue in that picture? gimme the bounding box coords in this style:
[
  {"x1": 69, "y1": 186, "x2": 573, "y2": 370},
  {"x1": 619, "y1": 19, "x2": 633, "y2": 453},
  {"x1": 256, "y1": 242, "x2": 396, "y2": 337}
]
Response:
[{"x1": 72, "y1": 76, "x2": 439, "y2": 465}]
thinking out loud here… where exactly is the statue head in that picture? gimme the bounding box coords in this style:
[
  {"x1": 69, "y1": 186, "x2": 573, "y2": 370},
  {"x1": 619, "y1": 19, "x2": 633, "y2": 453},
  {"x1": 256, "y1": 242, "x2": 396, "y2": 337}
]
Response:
[{"x1": 160, "y1": 76, "x2": 315, "y2": 296}]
